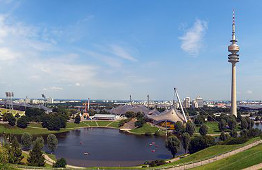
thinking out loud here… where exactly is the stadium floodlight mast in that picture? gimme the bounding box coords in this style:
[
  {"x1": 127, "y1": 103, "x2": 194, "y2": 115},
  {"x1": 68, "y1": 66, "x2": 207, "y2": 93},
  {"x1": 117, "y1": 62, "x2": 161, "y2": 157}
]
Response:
[
  {"x1": 42, "y1": 94, "x2": 46, "y2": 107},
  {"x1": 5, "y1": 92, "x2": 14, "y2": 110}
]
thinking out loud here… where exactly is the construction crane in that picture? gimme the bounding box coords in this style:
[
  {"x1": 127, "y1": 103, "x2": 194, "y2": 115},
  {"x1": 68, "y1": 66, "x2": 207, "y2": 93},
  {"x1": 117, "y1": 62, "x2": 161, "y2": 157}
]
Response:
[{"x1": 174, "y1": 88, "x2": 188, "y2": 122}]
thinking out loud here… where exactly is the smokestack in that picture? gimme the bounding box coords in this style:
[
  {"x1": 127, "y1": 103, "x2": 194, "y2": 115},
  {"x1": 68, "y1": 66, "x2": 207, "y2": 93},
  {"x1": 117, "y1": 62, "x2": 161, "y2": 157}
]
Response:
[
  {"x1": 147, "y1": 95, "x2": 149, "y2": 108},
  {"x1": 130, "y1": 95, "x2": 132, "y2": 106},
  {"x1": 88, "y1": 98, "x2": 90, "y2": 111}
]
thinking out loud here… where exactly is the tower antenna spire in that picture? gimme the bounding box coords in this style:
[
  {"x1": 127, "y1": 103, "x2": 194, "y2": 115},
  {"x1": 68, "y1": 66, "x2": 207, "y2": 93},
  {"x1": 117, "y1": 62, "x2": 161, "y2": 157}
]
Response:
[{"x1": 232, "y1": 9, "x2": 236, "y2": 41}]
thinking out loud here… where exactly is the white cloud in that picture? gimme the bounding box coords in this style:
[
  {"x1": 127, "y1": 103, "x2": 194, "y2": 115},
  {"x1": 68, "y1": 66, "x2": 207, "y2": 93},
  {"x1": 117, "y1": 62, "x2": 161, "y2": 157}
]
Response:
[
  {"x1": 247, "y1": 90, "x2": 253, "y2": 94},
  {"x1": 110, "y1": 45, "x2": 137, "y2": 62},
  {"x1": 43, "y1": 86, "x2": 63, "y2": 91},
  {"x1": 75, "y1": 82, "x2": 81, "y2": 86},
  {"x1": 82, "y1": 50, "x2": 122, "y2": 68},
  {"x1": 0, "y1": 11, "x2": 150, "y2": 99},
  {"x1": 0, "y1": 47, "x2": 20, "y2": 61},
  {"x1": 179, "y1": 19, "x2": 208, "y2": 56}
]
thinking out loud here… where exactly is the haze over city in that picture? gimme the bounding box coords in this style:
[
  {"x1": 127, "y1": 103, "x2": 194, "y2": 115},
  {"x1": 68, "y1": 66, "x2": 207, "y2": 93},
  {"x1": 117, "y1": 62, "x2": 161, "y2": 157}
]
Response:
[{"x1": 0, "y1": 0, "x2": 261, "y2": 100}]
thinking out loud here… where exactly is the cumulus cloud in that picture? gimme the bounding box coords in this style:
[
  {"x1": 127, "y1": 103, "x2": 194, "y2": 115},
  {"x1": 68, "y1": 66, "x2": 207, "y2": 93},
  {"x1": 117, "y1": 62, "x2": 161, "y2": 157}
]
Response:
[{"x1": 179, "y1": 19, "x2": 208, "y2": 56}]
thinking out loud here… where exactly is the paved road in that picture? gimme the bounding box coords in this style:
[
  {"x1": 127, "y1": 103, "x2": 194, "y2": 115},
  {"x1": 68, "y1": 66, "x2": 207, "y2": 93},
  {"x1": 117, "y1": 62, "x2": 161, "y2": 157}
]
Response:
[{"x1": 166, "y1": 140, "x2": 262, "y2": 170}]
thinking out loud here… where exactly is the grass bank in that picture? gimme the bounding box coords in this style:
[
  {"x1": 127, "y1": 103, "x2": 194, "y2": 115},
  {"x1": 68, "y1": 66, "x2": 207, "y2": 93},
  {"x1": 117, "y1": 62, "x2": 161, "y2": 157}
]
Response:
[
  {"x1": 129, "y1": 123, "x2": 165, "y2": 136},
  {"x1": 192, "y1": 143, "x2": 262, "y2": 170},
  {"x1": 0, "y1": 120, "x2": 120, "y2": 135},
  {"x1": 157, "y1": 137, "x2": 261, "y2": 168},
  {"x1": 0, "y1": 108, "x2": 25, "y2": 116}
]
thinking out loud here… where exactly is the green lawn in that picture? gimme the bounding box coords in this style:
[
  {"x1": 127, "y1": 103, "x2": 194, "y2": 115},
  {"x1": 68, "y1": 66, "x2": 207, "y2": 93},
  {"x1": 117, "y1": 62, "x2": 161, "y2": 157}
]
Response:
[
  {"x1": 130, "y1": 123, "x2": 161, "y2": 135},
  {"x1": 28, "y1": 122, "x2": 43, "y2": 128},
  {"x1": 45, "y1": 152, "x2": 56, "y2": 161},
  {"x1": 96, "y1": 121, "x2": 112, "y2": 126},
  {"x1": 0, "y1": 121, "x2": 120, "y2": 135},
  {"x1": 195, "y1": 122, "x2": 242, "y2": 135},
  {"x1": 66, "y1": 121, "x2": 90, "y2": 128},
  {"x1": 0, "y1": 108, "x2": 25, "y2": 116},
  {"x1": 192, "y1": 143, "x2": 262, "y2": 170},
  {"x1": 0, "y1": 124, "x2": 66, "y2": 135},
  {"x1": 107, "y1": 121, "x2": 120, "y2": 128},
  {"x1": 158, "y1": 137, "x2": 261, "y2": 168},
  {"x1": 195, "y1": 122, "x2": 220, "y2": 134}
]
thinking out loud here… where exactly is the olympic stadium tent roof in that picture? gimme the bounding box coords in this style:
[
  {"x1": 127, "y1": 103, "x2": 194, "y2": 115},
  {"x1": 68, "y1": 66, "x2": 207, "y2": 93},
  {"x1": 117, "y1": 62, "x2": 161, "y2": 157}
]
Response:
[
  {"x1": 147, "y1": 108, "x2": 160, "y2": 116},
  {"x1": 110, "y1": 105, "x2": 151, "y2": 115},
  {"x1": 147, "y1": 108, "x2": 186, "y2": 123}
]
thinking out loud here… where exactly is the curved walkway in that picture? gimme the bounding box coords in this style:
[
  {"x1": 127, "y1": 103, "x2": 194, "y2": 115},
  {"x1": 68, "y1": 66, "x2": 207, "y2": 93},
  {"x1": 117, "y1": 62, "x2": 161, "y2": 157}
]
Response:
[
  {"x1": 166, "y1": 139, "x2": 262, "y2": 170},
  {"x1": 243, "y1": 162, "x2": 262, "y2": 170},
  {"x1": 22, "y1": 151, "x2": 84, "y2": 169}
]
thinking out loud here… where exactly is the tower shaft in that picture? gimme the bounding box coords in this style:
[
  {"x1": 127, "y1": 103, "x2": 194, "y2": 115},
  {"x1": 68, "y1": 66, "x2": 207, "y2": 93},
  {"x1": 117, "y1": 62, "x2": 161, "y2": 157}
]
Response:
[{"x1": 231, "y1": 63, "x2": 237, "y2": 116}]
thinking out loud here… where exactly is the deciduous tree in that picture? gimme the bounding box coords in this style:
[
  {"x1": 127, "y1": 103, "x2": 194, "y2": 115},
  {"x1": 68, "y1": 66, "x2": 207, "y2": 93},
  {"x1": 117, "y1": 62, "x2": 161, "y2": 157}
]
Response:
[
  {"x1": 182, "y1": 132, "x2": 190, "y2": 153},
  {"x1": 165, "y1": 135, "x2": 180, "y2": 158},
  {"x1": 47, "y1": 134, "x2": 58, "y2": 153},
  {"x1": 21, "y1": 132, "x2": 33, "y2": 150}
]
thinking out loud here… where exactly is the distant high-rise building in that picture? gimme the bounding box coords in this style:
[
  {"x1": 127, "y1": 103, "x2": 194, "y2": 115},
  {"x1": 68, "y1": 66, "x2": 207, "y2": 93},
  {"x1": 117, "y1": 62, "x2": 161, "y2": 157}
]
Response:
[
  {"x1": 183, "y1": 97, "x2": 190, "y2": 108},
  {"x1": 191, "y1": 100, "x2": 199, "y2": 108},
  {"x1": 196, "y1": 96, "x2": 204, "y2": 108},
  {"x1": 25, "y1": 97, "x2": 30, "y2": 104},
  {"x1": 47, "y1": 97, "x2": 54, "y2": 104}
]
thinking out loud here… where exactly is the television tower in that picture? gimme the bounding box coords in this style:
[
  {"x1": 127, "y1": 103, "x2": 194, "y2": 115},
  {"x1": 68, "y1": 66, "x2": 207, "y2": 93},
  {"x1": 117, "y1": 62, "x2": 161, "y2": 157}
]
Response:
[{"x1": 228, "y1": 10, "x2": 240, "y2": 117}]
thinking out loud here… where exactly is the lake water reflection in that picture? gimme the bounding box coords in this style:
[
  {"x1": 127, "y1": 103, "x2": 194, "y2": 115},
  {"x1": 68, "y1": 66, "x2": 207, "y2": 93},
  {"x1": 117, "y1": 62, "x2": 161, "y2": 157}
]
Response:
[{"x1": 47, "y1": 128, "x2": 176, "y2": 167}]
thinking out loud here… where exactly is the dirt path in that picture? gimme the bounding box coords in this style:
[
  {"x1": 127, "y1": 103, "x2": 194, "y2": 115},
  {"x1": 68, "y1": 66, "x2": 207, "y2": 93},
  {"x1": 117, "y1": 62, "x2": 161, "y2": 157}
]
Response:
[
  {"x1": 243, "y1": 162, "x2": 262, "y2": 170},
  {"x1": 120, "y1": 119, "x2": 136, "y2": 130},
  {"x1": 22, "y1": 151, "x2": 84, "y2": 169},
  {"x1": 166, "y1": 140, "x2": 262, "y2": 170},
  {"x1": 106, "y1": 121, "x2": 114, "y2": 127}
]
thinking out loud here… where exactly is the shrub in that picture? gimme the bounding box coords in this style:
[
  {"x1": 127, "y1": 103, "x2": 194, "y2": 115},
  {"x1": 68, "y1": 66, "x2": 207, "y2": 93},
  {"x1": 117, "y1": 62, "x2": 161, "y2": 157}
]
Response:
[
  {"x1": 17, "y1": 116, "x2": 29, "y2": 128},
  {"x1": 222, "y1": 136, "x2": 248, "y2": 145},
  {"x1": 219, "y1": 132, "x2": 230, "y2": 141},
  {"x1": 21, "y1": 133, "x2": 33, "y2": 150},
  {"x1": 135, "y1": 119, "x2": 145, "y2": 128},
  {"x1": 53, "y1": 158, "x2": 67, "y2": 168},
  {"x1": 145, "y1": 132, "x2": 153, "y2": 136},
  {"x1": 7, "y1": 115, "x2": 16, "y2": 126},
  {"x1": 148, "y1": 160, "x2": 166, "y2": 167},
  {"x1": 218, "y1": 119, "x2": 227, "y2": 132},
  {"x1": 185, "y1": 121, "x2": 195, "y2": 136},
  {"x1": 154, "y1": 131, "x2": 161, "y2": 136},
  {"x1": 174, "y1": 121, "x2": 185, "y2": 136},
  {"x1": 230, "y1": 130, "x2": 238, "y2": 138},
  {"x1": 247, "y1": 128, "x2": 262, "y2": 138},
  {"x1": 240, "y1": 129, "x2": 248, "y2": 138},
  {"x1": 199, "y1": 124, "x2": 208, "y2": 136},
  {"x1": 188, "y1": 135, "x2": 215, "y2": 153},
  {"x1": 194, "y1": 115, "x2": 205, "y2": 126},
  {"x1": 74, "y1": 115, "x2": 81, "y2": 124},
  {"x1": 125, "y1": 111, "x2": 136, "y2": 118}
]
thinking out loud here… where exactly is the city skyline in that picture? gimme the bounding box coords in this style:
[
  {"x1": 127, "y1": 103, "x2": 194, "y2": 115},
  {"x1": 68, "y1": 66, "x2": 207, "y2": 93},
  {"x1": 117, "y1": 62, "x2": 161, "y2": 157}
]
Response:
[{"x1": 0, "y1": 0, "x2": 262, "y2": 100}]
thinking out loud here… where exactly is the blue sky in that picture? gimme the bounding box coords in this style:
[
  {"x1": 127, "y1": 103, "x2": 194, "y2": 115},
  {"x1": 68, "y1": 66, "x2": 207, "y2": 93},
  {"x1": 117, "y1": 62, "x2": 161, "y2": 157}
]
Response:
[{"x1": 0, "y1": 0, "x2": 261, "y2": 100}]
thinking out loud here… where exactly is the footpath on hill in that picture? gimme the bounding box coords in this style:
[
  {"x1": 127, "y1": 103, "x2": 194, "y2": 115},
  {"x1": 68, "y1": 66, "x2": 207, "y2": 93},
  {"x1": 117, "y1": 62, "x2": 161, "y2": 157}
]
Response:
[
  {"x1": 243, "y1": 162, "x2": 262, "y2": 170},
  {"x1": 165, "y1": 139, "x2": 262, "y2": 170},
  {"x1": 22, "y1": 151, "x2": 84, "y2": 169}
]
